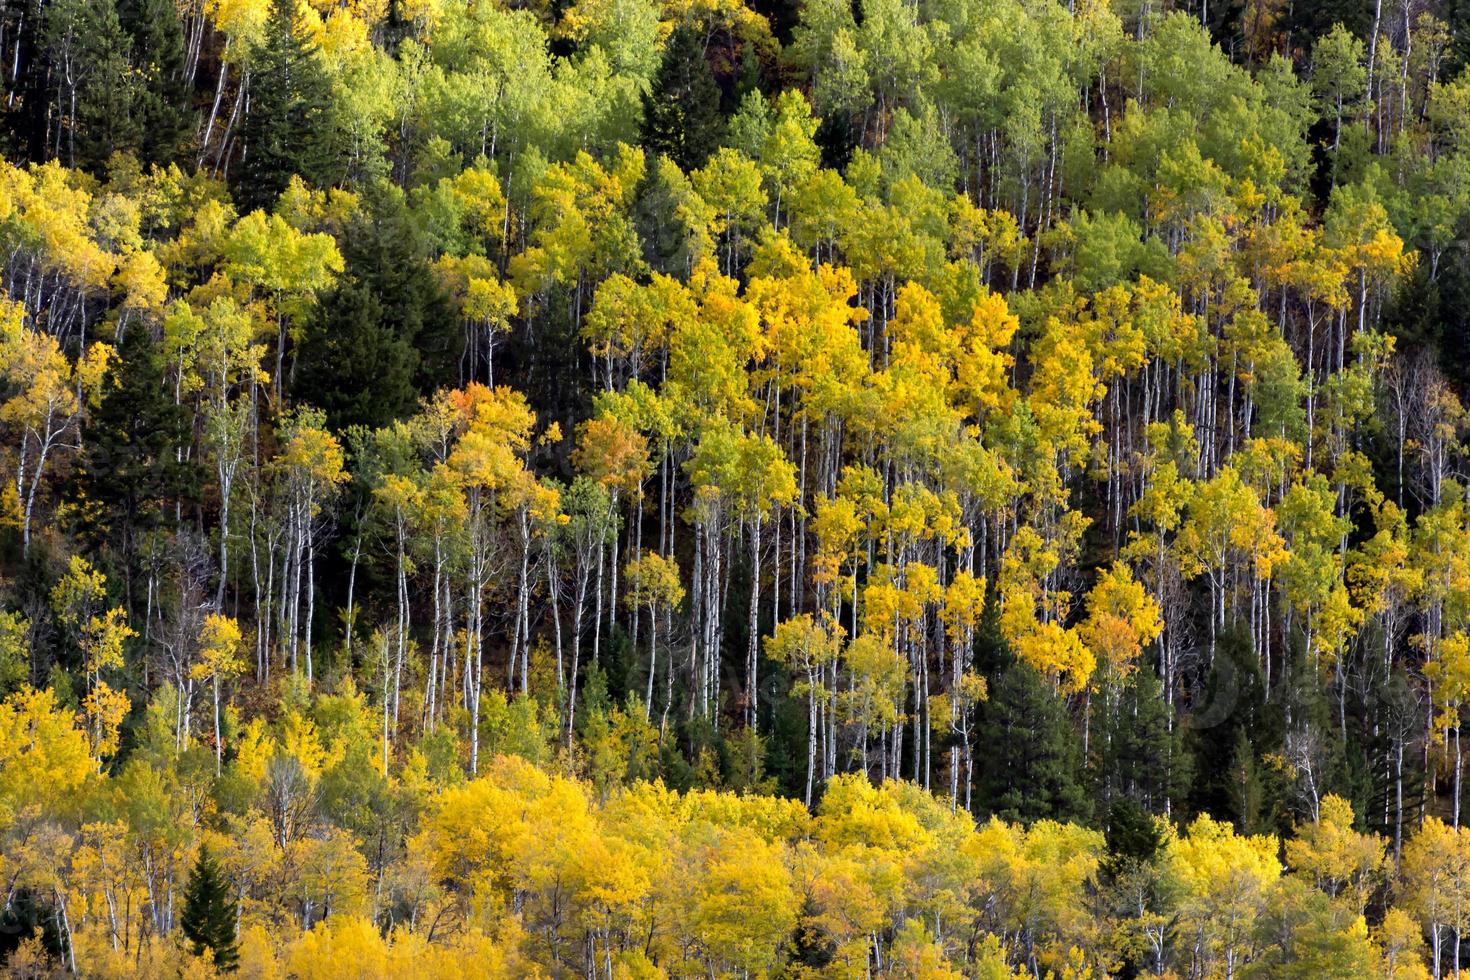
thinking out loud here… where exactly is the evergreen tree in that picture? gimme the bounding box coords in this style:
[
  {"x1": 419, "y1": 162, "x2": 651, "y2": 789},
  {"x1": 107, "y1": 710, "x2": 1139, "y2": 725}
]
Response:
[
  {"x1": 978, "y1": 660, "x2": 1092, "y2": 824},
  {"x1": 2, "y1": 0, "x2": 49, "y2": 162},
  {"x1": 180, "y1": 846, "x2": 238, "y2": 970},
  {"x1": 1102, "y1": 797, "x2": 1164, "y2": 875},
  {"x1": 337, "y1": 181, "x2": 457, "y2": 390},
  {"x1": 1094, "y1": 669, "x2": 1192, "y2": 816},
  {"x1": 39, "y1": 0, "x2": 141, "y2": 169},
  {"x1": 1227, "y1": 726, "x2": 1269, "y2": 835},
  {"x1": 71, "y1": 325, "x2": 198, "y2": 604},
  {"x1": 294, "y1": 283, "x2": 419, "y2": 430},
  {"x1": 117, "y1": 0, "x2": 192, "y2": 165},
  {"x1": 1433, "y1": 216, "x2": 1470, "y2": 394},
  {"x1": 1100, "y1": 798, "x2": 1170, "y2": 980},
  {"x1": 1284, "y1": 0, "x2": 1375, "y2": 59},
  {"x1": 232, "y1": 0, "x2": 343, "y2": 212},
  {"x1": 1453, "y1": 0, "x2": 1470, "y2": 76},
  {"x1": 640, "y1": 27, "x2": 725, "y2": 173},
  {"x1": 1185, "y1": 627, "x2": 1274, "y2": 826},
  {"x1": 634, "y1": 159, "x2": 705, "y2": 274},
  {"x1": 293, "y1": 181, "x2": 454, "y2": 429}
]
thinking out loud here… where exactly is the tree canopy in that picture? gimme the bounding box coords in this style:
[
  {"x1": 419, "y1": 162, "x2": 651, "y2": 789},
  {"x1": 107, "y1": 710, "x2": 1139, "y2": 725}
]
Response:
[{"x1": 0, "y1": 0, "x2": 1468, "y2": 974}]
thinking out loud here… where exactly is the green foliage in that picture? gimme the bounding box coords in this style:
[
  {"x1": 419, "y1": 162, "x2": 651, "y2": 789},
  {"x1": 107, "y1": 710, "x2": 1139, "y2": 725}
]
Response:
[
  {"x1": 116, "y1": 0, "x2": 192, "y2": 166},
  {"x1": 39, "y1": 0, "x2": 140, "y2": 170},
  {"x1": 71, "y1": 325, "x2": 198, "y2": 576},
  {"x1": 180, "y1": 845, "x2": 239, "y2": 970},
  {"x1": 0, "y1": 612, "x2": 29, "y2": 696},
  {"x1": 0, "y1": 1, "x2": 1466, "y2": 974},
  {"x1": 1095, "y1": 668, "x2": 1190, "y2": 816},
  {"x1": 294, "y1": 181, "x2": 454, "y2": 428},
  {"x1": 295, "y1": 283, "x2": 418, "y2": 430},
  {"x1": 979, "y1": 659, "x2": 1092, "y2": 824},
  {"x1": 641, "y1": 27, "x2": 725, "y2": 173},
  {"x1": 232, "y1": 0, "x2": 343, "y2": 212}
]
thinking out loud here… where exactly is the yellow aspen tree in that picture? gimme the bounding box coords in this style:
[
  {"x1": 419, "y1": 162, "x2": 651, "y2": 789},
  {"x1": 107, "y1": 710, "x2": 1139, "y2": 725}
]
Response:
[
  {"x1": 623, "y1": 550, "x2": 685, "y2": 728},
  {"x1": 765, "y1": 612, "x2": 843, "y2": 804},
  {"x1": 51, "y1": 556, "x2": 135, "y2": 758},
  {"x1": 192, "y1": 613, "x2": 245, "y2": 773}
]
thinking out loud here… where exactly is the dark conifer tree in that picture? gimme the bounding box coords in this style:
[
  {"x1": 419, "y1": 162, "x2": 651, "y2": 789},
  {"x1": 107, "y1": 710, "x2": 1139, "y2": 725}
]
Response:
[
  {"x1": 293, "y1": 181, "x2": 454, "y2": 429},
  {"x1": 1094, "y1": 669, "x2": 1191, "y2": 816},
  {"x1": 1099, "y1": 797, "x2": 1169, "y2": 980},
  {"x1": 1102, "y1": 797, "x2": 1165, "y2": 874},
  {"x1": 71, "y1": 325, "x2": 198, "y2": 606},
  {"x1": 117, "y1": 0, "x2": 192, "y2": 165},
  {"x1": 181, "y1": 846, "x2": 238, "y2": 971},
  {"x1": 1185, "y1": 626, "x2": 1273, "y2": 826},
  {"x1": 38, "y1": 0, "x2": 140, "y2": 169},
  {"x1": 978, "y1": 660, "x2": 1092, "y2": 824},
  {"x1": 294, "y1": 283, "x2": 418, "y2": 430},
  {"x1": 232, "y1": 0, "x2": 343, "y2": 212},
  {"x1": 336, "y1": 181, "x2": 457, "y2": 390},
  {"x1": 641, "y1": 27, "x2": 725, "y2": 173}
]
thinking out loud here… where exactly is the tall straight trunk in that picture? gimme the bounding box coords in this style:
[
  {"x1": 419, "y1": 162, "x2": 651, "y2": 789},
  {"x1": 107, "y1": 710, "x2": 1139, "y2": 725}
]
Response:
[
  {"x1": 516, "y1": 507, "x2": 532, "y2": 693},
  {"x1": 747, "y1": 515, "x2": 762, "y2": 727},
  {"x1": 215, "y1": 442, "x2": 237, "y2": 607},
  {"x1": 212, "y1": 674, "x2": 223, "y2": 774},
  {"x1": 1395, "y1": 736, "x2": 1405, "y2": 862},
  {"x1": 1456, "y1": 725, "x2": 1462, "y2": 830},
  {"x1": 691, "y1": 518, "x2": 704, "y2": 719},
  {"x1": 199, "y1": 56, "x2": 229, "y2": 167},
  {"x1": 382, "y1": 631, "x2": 392, "y2": 777},
  {"x1": 393, "y1": 521, "x2": 408, "y2": 661},
  {"x1": 547, "y1": 544, "x2": 563, "y2": 690},
  {"x1": 467, "y1": 573, "x2": 483, "y2": 773},
  {"x1": 345, "y1": 535, "x2": 362, "y2": 661},
  {"x1": 804, "y1": 677, "x2": 817, "y2": 806},
  {"x1": 592, "y1": 535, "x2": 605, "y2": 667},
  {"x1": 568, "y1": 546, "x2": 592, "y2": 741},
  {"x1": 304, "y1": 531, "x2": 316, "y2": 683},
  {"x1": 466, "y1": 499, "x2": 489, "y2": 774},
  {"x1": 607, "y1": 491, "x2": 621, "y2": 648},
  {"x1": 644, "y1": 606, "x2": 657, "y2": 720}
]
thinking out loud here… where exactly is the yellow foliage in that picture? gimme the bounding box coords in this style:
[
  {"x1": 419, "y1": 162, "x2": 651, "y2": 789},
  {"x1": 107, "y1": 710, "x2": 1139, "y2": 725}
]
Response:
[{"x1": 0, "y1": 687, "x2": 97, "y2": 827}]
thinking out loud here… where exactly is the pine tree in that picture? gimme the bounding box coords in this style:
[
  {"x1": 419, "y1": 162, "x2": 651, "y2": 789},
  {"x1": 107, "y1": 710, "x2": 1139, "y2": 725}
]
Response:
[
  {"x1": 336, "y1": 181, "x2": 456, "y2": 391},
  {"x1": 180, "y1": 846, "x2": 238, "y2": 971},
  {"x1": 117, "y1": 0, "x2": 192, "y2": 165},
  {"x1": 1227, "y1": 727, "x2": 1268, "y2": 835},
  {"x1": 40, "y1": 0, "x2": 141, "y2": 169},
  {"x1": 641, "y1": 27, "x2": 725, "y2": 173},
  {"x1": 1102, "y1": 797, "x2": 1164, "y2": 875},
  {"x1": 978, "y1": 660, "x2": 1092, "y2": 824},
  {"x1": 292, "y1": 181, "x2": 454, "y2": 429},
  {"x1": 71, "y1": 325, "x2": 198, "y2": 604},
  {"x1": 232, "y1": 0, "x2": 343, "y2": 212},
  {"x1": 1095, "y1": 670, "x2": 1192, "y2": 816},
  {"x1": 1099, "y1": 797, "x2": 1170, "y2": 980},
  {"x1": 1184, "y1": 627, "x2": 1273, "y2": 827},
  {"x1": 293, "y1": 283, "x2": 419, "y2": 430}
]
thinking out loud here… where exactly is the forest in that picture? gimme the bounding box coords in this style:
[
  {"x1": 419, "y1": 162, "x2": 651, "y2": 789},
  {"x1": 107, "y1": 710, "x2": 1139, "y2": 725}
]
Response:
[{"x1": 0, "y1": 0, "x2": 1469, "y2": 973}]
